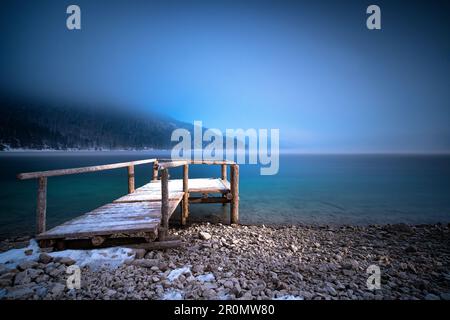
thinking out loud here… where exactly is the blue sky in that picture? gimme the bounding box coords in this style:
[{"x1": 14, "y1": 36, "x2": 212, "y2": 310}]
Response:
[{"x1": 1, "y1": 0, "x2": 449, "y2": 152}]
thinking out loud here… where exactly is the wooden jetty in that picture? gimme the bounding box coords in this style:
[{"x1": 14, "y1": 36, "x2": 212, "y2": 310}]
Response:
[{"x1": 17, "y1": 159, "x2": 239, "y2": 249}]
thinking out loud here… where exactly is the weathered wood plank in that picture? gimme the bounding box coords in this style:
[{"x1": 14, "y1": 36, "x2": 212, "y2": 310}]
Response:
[
  {"x1": 182, "y1": 164, "x2": 189, "y2": 225},
  {"x1": 189, "y1": 196, "x2": 230, "y2": 204},
  {"x1": 17, "y1": 158, "x2": 157, "y2": 180},
  {"x1": 159, "y1": 169, "x2": 169, "y2": 240},
  {"x1": 128, "y1": 165, "x2": 135, "y2": 193},
  {"x1": 230, "y1": 164, "x2": 239, "y2": 224},
  {"x1": 152, "y1": 160, "x2": 159, "y2": 181},
  {"x1": 36, "y1": 198, "x2": 182, "y2": 241},
  {"x1": 114, "y1": 191, "x2": 184, "y2": 203},
  {"x1": 127, "y1": 240, "x2": 182, "y2": 250},
  {"x1": 221, "y1": 164, "x2": 227, "y2": 180},
  {"x1": 36, "y1": 177, "x2": 47, "y2": 234},
  {"x1": 158, "y1": 160, "x2": 188, "y2": 170}
]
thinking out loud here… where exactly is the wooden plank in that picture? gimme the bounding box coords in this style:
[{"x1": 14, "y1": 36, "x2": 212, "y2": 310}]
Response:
[
  {"x1": 36, "y1": 177, "x2": 47, "y2": 234},
  {"x1": 127, "y1": 240, "x2": 182, "y2": 250},
  {"x1": 182, "y1": 164, "x2": 189, "y2": 225},
  {"x1": 113, "y1": 191, "x2": 184, "y2": 203},
  {"x1": 152, "y1": 160, "x2": 159, "y2": 181},
  {"x1": 17, "y1": 158, "x2": 157, "y2": 180},
  {"x1": 230, "y1": 164, "x2": 239, "y2": 224},
  {"x1": 156, "y1": 159, "x2": 235, "y2": 165},
  {"x1": 128, "y1": 165, "x2": 135, "y2": 193},
  {"x1": 36, "y1": 223, "x2": 159, "y2": 240},
  {"x1": 158, "y1": 160, "x2": 188, "y2": 170},
  {"x1": 159, "y1": 169, "x2": 169, "y2": 240},
  {"x1": 36, "y1": 198, "x2": 182, "y2": 241},
  {"x1": 189, "y1": 196, "x2": 230, "y2": 204},
  {"x1": 221, "y1": 164, "x2": 227, "y2": 180},
  {"x1": 188, "y1": 160, "x2": 235, "y2": 165},
  {"x1": 119, "y1": 178, "x2": 231, "y2": 202}
]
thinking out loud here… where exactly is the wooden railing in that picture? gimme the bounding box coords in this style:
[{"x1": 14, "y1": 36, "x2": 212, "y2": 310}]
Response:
[
  {"x1": 17, "y1": 158, "x2": 157, "y2": 234},
  {"x1": 155, "y1": 159, "x2": 239, "y2": 237},
  {"x1": 17, "y1": 158, "x2": 239, "y2": 237}
]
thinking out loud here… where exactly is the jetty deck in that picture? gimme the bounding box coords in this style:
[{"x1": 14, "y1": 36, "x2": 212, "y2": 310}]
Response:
[{"x1": 17, "y1": 159, "x2": 239, "y2": 249}]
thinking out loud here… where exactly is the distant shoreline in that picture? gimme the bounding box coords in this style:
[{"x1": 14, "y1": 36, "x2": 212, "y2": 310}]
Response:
[{"x1": 1, "y1": 149, "x2": 450, "y2": 156}]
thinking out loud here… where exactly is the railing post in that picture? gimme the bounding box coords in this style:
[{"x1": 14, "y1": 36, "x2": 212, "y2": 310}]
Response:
[
  {"x1": 182, "y1": 164, "x2": 189, "y2": 225},
  {"x1": 221, "y1": 164, "x2": 227, "y2": 181},
  {"x1": 159, "y1": 168, "x2": 169, "y2": 240},
  {"x1": 36, "y1": 177, "x2": 47, "y2": 234},
  {"x1": 230, "y1": 164, "x2": 239, "y2": 224},
  {"x1": 128, "y1": 165, "x2": 135, "y2": 193},
  {"x1": 152, "y1": 161, "x2": 159, "y2": 181}
]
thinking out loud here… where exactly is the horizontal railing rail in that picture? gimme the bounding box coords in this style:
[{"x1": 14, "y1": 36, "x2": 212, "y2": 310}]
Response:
[
  {"x1": 17, "y1": 158, "x2": 157, "y2": 180},
  {"x1": 156, "y1": 159, "x2": 235, "y2": 166}
]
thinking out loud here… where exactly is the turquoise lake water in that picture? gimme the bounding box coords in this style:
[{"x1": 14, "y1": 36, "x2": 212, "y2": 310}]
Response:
[{"x1": 0, "y1": 152, "x2": 449, "y2": 238}]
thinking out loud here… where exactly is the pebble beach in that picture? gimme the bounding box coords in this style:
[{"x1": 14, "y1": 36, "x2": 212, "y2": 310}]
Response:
[{"x1": 1, "y1": 223, "x2": 449, "y2": 300}]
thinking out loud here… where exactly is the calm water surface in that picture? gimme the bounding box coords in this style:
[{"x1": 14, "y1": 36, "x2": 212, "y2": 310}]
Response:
[{"x1": 0, "y1": 152, "x2": 449, "y2": 237}]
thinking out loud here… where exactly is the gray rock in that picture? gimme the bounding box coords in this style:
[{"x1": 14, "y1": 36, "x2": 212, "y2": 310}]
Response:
[
  {"x1": 199, "y1": 232, "x2": 212, "y2": 240},
  {"x1": 325, "y1": 283, "x2": 337, "y2": 296},
  {"x1": 14, "y1": 270, "x2": 32, "y2": 286},
  {"x1": 106, "y1": 289, "x2": 117, "y2": 296},
  {"x1": 38, "y1": 253, "x2": 53, "y2": 264},
  {"x1": 17, "y1": 260, "x2": 38, "y2": 271},
  {"x1": 133, "y1": 249, "x2": 146, "y2": 259},
  {"x1": 224, "y1": 280, "x2": 234, "y2": 289},
  {"x1": 131, "y1": 259, "x2": 159, "y2": 268},
  {"x1": 0, "y1": 271, "x2": 15, "y2": 283},
  {"x1": 58, "y1": 257, "x2": 76, "y2": 266},
  {"x1": 192, "y1": 264, "x2": 204, "y2": 274},
  {"x1": 34, "y1": 286, "x2": 49, "y2": 298},
  {"x1": 5, "y1": 285, "x2": 34, "y2": 299},
  {"x1": 0, "y1": 264, "x2": 9, "y2": 276},
  {"x1": 51, "y1": 283, "x2": 66, "y2": 296},
  {"x1": 27, "y1": 268, "x2": 43, "y2": 280},
  {"x1": 158, "y1": 262, "x2": 168, "y2": 272},
  {"x1": 343, "y1": 260, "x2": 359, "y2": 270},
  {"x1": 49, "y1": 265, "x2": 65, "y2": 277}
]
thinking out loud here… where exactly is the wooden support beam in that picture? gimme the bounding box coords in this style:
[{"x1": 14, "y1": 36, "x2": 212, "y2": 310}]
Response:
[
  {"x1": 128, "y1": 240, "x2": 182, "y2": 250},
  {"x1": 189, "y1": 196, "x2": 230, "y2": 204},
  {"x1": 221, "y1": 164, "x2": 227, "y2": 181},
  {"x1": 230, "y1": 164, "x2": 239, "y2": 224},
  {"x1": 91, "y1": 236, "x2": 106, "y2": 247},
  {"x1": 152, "y1": 160, "x2": 159, "y2": 181},
  {"x1": 36, "y1": 177, "x2": 47, "y2": 234},
  {"x1": 159, "y1": 168, "x2": 169, "y2": 240},
  {"x1": 182, "y1": 164, "x2": 189, "y2": 225},
  {"x1": 128, "y1": 165, "x2": 135, "y2": 193},
  {"x1": 158, "y1": 160, "x2": 188, "y2": 170}
]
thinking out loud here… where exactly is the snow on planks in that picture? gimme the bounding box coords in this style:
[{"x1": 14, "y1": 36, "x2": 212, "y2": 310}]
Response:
[
  {"x1": 114, "y1": 178, "x2": 230, "y2": 204},
  {"x1": 36, "y1": 199, "x2": 182, "y2": 241},
  {"x1": 35, "y1": 178, "x2": 230, "y2": 243}
]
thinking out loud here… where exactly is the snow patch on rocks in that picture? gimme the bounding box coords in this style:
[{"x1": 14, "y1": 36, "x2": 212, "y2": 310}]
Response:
[
  {"x1": 273, "y1": 295, "x2": 304, "y2": 300},
  {"x1": 0, "y1": 240, "x2": 40, "y2": 269},
  {"x1": 0, "y1": 239, "x2": 135, "y2": 271},
  {"x1": 162, "y1": 289, "x2": 183, "y2": 300},
  {"x1": 167, "y1": 266, "x2": 191, "y2": 281},
  {"x1": 196, "y1": 273, "x2": 215, "y2": 282}
]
